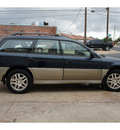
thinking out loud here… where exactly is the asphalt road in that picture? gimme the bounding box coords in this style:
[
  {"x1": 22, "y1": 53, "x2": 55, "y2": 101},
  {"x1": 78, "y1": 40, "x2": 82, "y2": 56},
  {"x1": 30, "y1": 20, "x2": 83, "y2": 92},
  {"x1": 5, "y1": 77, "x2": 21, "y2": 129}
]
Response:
[
  {"x1": 105, "y1": 46, "x2": 120, "y2": 58},
  {"x1": 112, "y1": 45, "x2": 120, "y2": 52}
]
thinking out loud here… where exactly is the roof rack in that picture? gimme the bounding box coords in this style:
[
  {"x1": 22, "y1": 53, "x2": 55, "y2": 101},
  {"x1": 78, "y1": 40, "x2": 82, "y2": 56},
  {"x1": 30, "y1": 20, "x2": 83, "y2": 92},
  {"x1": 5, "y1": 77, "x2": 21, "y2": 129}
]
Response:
[{"x1": 11, "y1": 32, "x2": 60, "y2": 36}]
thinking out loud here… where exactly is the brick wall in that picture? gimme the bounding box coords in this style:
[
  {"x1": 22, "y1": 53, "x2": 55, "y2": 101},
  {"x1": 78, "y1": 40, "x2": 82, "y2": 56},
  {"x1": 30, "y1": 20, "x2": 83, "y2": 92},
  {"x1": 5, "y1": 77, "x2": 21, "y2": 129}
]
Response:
[{"x1": 0, "y1": 25, "x2": 57, "y2": 38}]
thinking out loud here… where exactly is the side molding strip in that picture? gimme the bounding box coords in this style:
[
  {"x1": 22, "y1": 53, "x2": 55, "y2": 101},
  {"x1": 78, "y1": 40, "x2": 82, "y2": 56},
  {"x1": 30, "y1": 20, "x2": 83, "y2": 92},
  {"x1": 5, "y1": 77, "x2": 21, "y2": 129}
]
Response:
[{"x1": 34, "y1": 80, "x2": 101, "y2": 84}]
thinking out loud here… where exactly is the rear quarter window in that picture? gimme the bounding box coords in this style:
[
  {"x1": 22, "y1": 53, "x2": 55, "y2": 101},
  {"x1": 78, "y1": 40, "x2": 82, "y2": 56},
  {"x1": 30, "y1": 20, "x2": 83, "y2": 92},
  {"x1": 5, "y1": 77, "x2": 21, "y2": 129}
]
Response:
[{"x1": 0, "y1": 39, "x2": 34, "y2": 52}]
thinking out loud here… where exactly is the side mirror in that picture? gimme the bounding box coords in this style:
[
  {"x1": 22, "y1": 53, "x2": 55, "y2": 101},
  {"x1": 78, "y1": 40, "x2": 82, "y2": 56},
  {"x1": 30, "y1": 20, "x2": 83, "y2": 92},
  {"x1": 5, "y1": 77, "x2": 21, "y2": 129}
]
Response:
[
  {"x1": 100, "y1": 54, "x2": 105, "y2": 57},
  {"x1": 86, "y1": 51, "x2": 95, "y2": 60},
  {"x1": 90, "y1": 51, "x2": 95, "y2": 59}
]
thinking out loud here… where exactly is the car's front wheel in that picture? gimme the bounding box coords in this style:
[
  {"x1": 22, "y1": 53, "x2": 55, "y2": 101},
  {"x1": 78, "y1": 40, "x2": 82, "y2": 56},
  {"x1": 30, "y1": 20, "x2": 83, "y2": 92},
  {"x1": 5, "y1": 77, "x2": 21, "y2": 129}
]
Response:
[
  {"x1": 6, "y1": 69, "x2": 32, "y2": 94},
  {"x1": 105, "y1": 69, "x2": 120, "y2": 92}
]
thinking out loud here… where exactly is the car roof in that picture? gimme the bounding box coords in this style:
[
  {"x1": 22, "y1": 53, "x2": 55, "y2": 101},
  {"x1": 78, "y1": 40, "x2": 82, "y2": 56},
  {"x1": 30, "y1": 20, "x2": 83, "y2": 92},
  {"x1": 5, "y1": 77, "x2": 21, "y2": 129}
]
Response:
[{"x1": 4, "y1": 35, "x2": 73, "y2": 41}]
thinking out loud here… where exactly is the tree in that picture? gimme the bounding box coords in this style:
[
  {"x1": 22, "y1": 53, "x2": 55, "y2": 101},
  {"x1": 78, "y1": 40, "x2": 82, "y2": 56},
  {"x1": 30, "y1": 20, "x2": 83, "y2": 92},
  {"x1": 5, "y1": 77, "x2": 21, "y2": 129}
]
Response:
[
  {"x1": 114, "y1": 37, "x2": 120, "y2": 44},
  {"x1": 102, "y1": 37, "x2": 112, "y2": 42}
]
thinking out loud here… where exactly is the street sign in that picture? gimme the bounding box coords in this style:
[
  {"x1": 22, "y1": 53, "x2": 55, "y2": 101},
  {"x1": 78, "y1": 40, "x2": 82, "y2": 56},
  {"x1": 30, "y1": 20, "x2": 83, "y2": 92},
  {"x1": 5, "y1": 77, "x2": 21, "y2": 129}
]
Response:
[{"x1": 107, "y1": 34, "x2": 111, "y2": 37}]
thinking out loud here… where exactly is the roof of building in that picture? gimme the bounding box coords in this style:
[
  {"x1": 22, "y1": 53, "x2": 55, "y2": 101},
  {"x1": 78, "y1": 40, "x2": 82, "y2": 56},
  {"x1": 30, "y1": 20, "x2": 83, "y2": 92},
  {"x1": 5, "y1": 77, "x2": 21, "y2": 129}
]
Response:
[{"x1": 61, "y1": 33, "x2": 94, "y2": 40}]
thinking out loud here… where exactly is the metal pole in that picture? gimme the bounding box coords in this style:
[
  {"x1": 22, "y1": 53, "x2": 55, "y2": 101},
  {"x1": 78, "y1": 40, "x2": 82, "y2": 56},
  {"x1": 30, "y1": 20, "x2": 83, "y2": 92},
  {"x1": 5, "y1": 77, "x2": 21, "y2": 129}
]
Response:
[
  {"x1": 113, "y1": 26, "x2": 116, "y2": 41},
  {"x1": 106, "y1": 7, "x2": 109, "y2": 42},
  {"x1": 84, "y1": 7, "x2": 87, "y2": 45}
]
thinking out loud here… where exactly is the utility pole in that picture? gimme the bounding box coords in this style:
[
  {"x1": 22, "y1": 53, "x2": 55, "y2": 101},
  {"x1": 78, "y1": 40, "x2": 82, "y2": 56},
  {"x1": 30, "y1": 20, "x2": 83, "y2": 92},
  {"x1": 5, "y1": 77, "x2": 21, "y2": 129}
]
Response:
[
  {"x1": 106, "y1": 7, "x2": 109, "y2": 42},
  {"x1": 84, "y1": 7, "x2": 87, "y2": 45},
  {"x1": 113, "y1": 26, "x2": 116, "y2": 41}
]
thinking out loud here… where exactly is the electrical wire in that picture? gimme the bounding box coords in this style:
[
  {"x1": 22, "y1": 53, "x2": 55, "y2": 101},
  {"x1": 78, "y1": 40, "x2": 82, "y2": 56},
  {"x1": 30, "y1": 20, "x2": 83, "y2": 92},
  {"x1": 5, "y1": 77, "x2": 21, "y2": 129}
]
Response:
[
  {"x1": 0, "y1": 8, "x2": 83, "y2": 14},
  {"x1": 110, "y1": 11, "x2": 120, "y2": 13},
  {"x1": 94, "y1": 11, "x2": 107, "y2": 15},
  {"x1": 62, "y1": 8, "x2": 82, "y2": 32},
  {"x1": 90, "y1": 7, "x2": 107, "y2": 15},
  {"x1": 1, "y1": 11, "x2": 120, "y2": 22},
  {"x1": 0, "y1": 13, "x2": 79, "y2": 20}
]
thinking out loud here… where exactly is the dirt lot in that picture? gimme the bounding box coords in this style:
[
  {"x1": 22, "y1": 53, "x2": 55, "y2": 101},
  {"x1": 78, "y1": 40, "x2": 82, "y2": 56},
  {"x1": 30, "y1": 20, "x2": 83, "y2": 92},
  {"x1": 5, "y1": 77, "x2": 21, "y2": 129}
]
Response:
[{"x1": 0, "y1": 49, "x2": 120, "y2": 122}]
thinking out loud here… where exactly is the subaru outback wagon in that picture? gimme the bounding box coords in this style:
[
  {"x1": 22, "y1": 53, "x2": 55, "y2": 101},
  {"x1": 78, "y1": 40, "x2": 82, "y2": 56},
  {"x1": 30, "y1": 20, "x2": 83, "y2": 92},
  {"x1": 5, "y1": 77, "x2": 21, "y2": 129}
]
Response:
[{"x1": 0, "y1": 33, "x2": 120, "y2": 93}]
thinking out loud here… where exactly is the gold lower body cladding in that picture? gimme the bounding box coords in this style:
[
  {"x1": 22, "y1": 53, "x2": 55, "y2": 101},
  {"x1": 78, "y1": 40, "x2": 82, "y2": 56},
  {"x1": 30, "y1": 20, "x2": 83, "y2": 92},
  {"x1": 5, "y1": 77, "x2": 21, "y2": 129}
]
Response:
[
  {"x1": 29, "y1": 68, "x2": 109, "y2": 84},
  {"x1": 0, "y1": 67, "x2": 108, "y2": 84}
]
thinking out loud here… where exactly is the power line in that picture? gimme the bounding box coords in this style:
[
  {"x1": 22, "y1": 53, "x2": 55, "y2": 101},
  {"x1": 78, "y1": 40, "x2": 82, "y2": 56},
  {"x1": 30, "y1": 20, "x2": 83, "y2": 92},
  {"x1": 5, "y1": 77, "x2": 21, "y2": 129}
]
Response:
[
  {"x1": 0, "y1": 9, "x2": 83, "y2": 14},
  {"x1": 88, "y1": 12, "x2": 120, "y2": 18},
  {"x1": 0, "y1": 8, "x2": 120, "y2": 14},
  {"x1": 1, "y1": 11, "x2": 120, "y2": 22},
  {"x1": 94, "y1": 11, "x2": 107, "y2": 15},
  {"x1": 62, "y1": 8, "x2": 82, "y2": 32},
  {"x1": 0, "y1": 9, "x2": 81, "y2": 12},
  {"x1": 0, "y1": 13, "x2": 79, "y2": 20},
  {"x1": 110, "y1": 11, "x2": 120, "y2": 13},
  {"x1": 90, "y1": 7, "x2": 106, "y2": 13}
]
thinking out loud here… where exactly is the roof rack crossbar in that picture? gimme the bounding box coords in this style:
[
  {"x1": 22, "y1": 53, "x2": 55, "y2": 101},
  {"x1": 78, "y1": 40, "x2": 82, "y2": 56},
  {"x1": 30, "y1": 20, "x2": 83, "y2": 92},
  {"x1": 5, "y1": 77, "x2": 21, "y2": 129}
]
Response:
[{"x1": 10, "y1": 32, "x2": 60, "y2": 36}]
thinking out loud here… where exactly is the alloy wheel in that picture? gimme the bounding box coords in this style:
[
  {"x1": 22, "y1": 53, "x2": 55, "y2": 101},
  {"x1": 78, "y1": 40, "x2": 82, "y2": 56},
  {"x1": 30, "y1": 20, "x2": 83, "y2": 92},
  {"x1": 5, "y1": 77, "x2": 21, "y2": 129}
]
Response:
[
  {"x1": 107, "y1": 73, "x2": 120, "y2": 90},
  {"x1": 10, "y1": 73, "x2": 28, "y2": 91}
]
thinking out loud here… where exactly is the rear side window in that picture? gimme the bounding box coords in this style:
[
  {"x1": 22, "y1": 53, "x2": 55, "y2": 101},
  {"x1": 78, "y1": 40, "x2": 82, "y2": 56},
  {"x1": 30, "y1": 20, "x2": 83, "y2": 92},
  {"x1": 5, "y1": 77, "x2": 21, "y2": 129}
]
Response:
[
  {"x1": 0, "y1": 39, "x2": 33, "y2": 52},
  {"x1": 33, "y1": 40, "x2": 60, "y2": 55}
]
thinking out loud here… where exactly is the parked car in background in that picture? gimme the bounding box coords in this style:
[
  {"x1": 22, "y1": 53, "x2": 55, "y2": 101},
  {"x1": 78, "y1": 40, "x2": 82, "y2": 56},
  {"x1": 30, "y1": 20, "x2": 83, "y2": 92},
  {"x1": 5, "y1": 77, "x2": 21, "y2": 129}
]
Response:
[
  {"x1": 86, "y1": 39, "x2": 114, "y2": 51},
  {"x1": 0, "y1": 33, "x2": 120, "y2": 94},
  {"x1": 117, "y1": 41, "x2": 120, "y2": 45}
]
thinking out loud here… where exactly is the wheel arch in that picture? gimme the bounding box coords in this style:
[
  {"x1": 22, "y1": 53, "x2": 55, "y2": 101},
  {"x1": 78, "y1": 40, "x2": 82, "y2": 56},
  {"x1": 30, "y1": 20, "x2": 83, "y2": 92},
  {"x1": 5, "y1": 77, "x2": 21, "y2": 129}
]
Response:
[
  {"x1": 107, "y1": 65, "x2": 120, "y2": 74},
  {"x1": 2, "y1": 66, "x2": 34, "y2": 84},
  {"x1": 102, "y1": 67, "x2": 120, "y2": 92},
  {"x1": 102, "y1": 65, "x2": 120, "y2": 88}
]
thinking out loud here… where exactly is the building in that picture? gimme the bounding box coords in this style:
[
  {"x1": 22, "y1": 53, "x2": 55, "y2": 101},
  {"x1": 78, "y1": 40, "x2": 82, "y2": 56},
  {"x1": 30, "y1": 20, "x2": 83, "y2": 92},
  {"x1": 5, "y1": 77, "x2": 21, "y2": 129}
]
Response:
[
  {"x1": 0, "y1": 25, "x2": 57, "y2": 38},
  {"x1": 61, "y1": 33, "x2": 94, "y2": 43}
]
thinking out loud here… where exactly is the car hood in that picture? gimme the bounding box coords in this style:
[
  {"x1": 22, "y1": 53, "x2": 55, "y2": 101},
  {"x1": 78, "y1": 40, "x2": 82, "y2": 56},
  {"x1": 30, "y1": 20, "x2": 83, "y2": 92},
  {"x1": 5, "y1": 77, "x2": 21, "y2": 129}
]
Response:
[{"x1": 101, "y1": 55, "x2": 120, "y2": 64}]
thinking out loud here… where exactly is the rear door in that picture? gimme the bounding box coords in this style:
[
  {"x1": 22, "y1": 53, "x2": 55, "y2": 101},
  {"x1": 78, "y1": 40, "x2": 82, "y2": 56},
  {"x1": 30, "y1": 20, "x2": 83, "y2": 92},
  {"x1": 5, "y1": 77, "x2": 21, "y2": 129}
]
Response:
[
  {"x1": 27, "y1": 39, "x2": 63, "y2": 80},
  {"x1": 0, "y1": 39, "x2": 34, "y2": 67}
]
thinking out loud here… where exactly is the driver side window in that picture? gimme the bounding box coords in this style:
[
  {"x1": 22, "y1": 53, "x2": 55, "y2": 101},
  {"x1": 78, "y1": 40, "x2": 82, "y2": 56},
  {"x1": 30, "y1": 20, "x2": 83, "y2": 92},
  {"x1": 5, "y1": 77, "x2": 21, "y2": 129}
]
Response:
[{"x1": 60, "y1": 41, "x2": 90, "y2": 57}]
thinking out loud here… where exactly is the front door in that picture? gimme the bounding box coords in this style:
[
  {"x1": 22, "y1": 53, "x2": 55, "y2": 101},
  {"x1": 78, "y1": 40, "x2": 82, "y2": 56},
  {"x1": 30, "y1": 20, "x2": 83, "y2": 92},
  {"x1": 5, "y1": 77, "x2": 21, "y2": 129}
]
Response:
[{"x1": 60, "y1": 41, "x2": 102, "y2": 80}]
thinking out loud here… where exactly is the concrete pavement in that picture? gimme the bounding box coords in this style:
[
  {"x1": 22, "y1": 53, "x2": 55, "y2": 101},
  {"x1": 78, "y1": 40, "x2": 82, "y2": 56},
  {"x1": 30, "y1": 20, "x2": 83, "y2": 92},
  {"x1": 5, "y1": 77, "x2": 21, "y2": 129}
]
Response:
[{"x1": 0, "y1": 83, "x2": 120, "y2": 122}]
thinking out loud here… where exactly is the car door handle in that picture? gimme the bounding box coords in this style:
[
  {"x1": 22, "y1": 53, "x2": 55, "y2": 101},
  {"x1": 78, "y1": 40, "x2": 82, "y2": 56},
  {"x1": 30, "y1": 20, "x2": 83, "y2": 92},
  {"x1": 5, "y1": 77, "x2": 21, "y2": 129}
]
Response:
[
  {"x1": 28, "y1": 58, "x2": 35, "y2": 61},
  {"x1": 67, "y1": 60, "x2": 72, "y2": 64}
]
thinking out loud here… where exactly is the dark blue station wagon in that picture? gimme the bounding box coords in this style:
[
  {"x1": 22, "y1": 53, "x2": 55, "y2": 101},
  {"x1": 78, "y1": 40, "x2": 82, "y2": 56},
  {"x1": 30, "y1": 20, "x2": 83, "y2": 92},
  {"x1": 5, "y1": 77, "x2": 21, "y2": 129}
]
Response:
[{"x1": 0, "y1": 33, "x2": 120, "y2": 93}]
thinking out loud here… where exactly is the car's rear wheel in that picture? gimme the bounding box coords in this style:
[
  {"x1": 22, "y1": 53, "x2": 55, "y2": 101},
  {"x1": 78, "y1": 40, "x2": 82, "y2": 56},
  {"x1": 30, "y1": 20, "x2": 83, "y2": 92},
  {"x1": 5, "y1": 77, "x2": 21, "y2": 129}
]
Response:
[
  {"x1": 6, "y1": 69, "x2": 32, "y2": 94},
  {"x1": 104, "y1": 69, "x2": 120, "y2": 92},
  {"x1": 105, "y1": 46, "x2": 110, "y2": 51},
  {"x1": 102, "y1": 48, "x2": 105, "y2": 51},
  {"x1": 102, "y1": 46, "x2": 110, "y2": 51}
]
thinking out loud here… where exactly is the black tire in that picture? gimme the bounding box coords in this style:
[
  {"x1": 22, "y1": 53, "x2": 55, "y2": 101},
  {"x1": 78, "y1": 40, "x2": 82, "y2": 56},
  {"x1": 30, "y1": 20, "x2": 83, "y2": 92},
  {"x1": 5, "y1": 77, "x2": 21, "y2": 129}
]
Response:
[
  {"x1": 102, "y1": 46, "x2": 110, "y2": 51},
  {"x1": 102, "y1": 48, "x2": 105, "y2": 51},
  {"x1": 104, "y1": 69, "x2": 120, "y2": 92},
  {"x1": 6, "y1": 69, "x2": 32, "y2": 94},
  {"x1": 105, "y1": 46, "x2": 110, "y2": 51}
]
